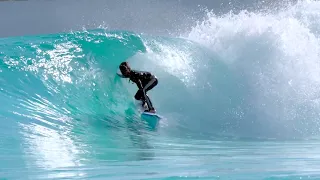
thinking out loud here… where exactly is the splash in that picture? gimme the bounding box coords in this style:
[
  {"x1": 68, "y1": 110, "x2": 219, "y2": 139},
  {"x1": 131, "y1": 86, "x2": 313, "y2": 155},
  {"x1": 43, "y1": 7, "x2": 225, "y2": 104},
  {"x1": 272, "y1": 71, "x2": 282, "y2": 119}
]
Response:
[{"x1": 181, "y1": 0, "x2": 320, "y2": 138}]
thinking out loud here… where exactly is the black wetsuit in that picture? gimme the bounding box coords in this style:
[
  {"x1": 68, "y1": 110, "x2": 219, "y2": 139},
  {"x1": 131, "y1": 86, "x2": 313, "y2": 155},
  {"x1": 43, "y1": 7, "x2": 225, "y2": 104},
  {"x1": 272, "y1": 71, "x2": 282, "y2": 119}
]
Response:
[{"x1": 129, "y1": 70, "x2": 158, "y2": 111}]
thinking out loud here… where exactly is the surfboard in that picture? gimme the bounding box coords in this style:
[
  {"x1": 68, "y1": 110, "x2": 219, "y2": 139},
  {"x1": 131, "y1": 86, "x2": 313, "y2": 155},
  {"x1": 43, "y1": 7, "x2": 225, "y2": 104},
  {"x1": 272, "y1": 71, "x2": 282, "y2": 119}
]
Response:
[
  {"x1": 141, "y1": 111, "x2": 162, "y2": 119},
  {"x1": 141, "y1": 111, "x2": 162, "y2": 129},
  {"x1": 135, "y1": 100, "x2": 162, "y2": 128},
  {"x1": 136, "y1": 101, "x2": 162, "y2": 118}
]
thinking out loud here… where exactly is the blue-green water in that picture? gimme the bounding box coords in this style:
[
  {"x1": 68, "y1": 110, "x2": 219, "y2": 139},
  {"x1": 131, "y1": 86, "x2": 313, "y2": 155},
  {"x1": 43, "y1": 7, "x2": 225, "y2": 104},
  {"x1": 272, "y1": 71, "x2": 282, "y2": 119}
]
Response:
[{"x1": 2, "y1": 1, "x2": 320, "y2": 179}]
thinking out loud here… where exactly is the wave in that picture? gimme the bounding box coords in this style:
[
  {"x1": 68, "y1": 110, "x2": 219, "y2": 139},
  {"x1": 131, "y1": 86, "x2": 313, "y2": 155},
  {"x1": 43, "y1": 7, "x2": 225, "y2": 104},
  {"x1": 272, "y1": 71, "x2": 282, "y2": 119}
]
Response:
[{"x1": 2, "y1": 0, "x2": 320, "y2": 179}]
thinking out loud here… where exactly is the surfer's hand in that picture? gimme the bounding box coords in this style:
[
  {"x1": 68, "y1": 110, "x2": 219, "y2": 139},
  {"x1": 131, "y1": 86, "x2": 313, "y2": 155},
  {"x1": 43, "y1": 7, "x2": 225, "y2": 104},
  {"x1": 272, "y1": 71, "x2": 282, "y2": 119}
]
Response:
[{"x1": 116, "y1": 72, "x2": 125, "y2": 78}]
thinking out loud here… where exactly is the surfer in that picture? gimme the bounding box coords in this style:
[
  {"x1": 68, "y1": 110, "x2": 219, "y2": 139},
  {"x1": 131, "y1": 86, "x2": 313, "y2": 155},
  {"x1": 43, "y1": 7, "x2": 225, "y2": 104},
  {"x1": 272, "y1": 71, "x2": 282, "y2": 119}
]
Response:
[{"x1": 117, "y1": 61, "x2": 158, "y2": 113}]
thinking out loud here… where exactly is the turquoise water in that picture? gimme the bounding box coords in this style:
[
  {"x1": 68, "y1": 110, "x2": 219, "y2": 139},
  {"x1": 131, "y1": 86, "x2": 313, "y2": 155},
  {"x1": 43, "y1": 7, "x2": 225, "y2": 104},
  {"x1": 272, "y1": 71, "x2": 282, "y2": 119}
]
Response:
[{"x1": 2, "y1": 1, "x2": 320, "y2": 179}]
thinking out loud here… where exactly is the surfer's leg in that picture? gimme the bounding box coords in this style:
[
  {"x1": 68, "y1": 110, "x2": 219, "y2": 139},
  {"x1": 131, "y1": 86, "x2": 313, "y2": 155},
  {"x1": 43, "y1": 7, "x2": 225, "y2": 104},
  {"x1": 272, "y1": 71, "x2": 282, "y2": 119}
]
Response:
[
  {"x1": 135, "y1": 89, "x2": 147, "y2": 107},
  {"x1": 142, "y1": 78, "x2": 158, "y2": 112},
  {"x1": 144, "y1": 78, "x2": 158, "y2": 92},
  {"x1": 134, "y1": 89, "x2": 143, "y2": 100},
  {"x1": 144, "y1": 94, "x2": 154, "y2": 111}
]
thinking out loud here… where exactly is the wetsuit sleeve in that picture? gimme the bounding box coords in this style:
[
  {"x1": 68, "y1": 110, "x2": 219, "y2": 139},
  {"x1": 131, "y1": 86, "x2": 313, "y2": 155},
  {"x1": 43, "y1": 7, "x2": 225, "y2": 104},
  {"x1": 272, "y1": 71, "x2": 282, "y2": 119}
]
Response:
[
  {"x1": 116, "y1": 72, "x2": 126, "y2": 78},
  {"x1": 136, "y1": 79, "x2": 143, "y2": 90},
  {"x1": 130, "y1": 70, "x2": 144, "y2": 90}
]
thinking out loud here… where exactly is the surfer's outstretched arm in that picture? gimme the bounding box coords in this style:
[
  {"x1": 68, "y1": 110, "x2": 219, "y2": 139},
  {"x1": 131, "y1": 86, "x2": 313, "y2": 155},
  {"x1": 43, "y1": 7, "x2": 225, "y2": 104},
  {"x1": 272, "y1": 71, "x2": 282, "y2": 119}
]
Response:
[{"x1": 116, "y1": 72, "x2": 127, "y2": 78}]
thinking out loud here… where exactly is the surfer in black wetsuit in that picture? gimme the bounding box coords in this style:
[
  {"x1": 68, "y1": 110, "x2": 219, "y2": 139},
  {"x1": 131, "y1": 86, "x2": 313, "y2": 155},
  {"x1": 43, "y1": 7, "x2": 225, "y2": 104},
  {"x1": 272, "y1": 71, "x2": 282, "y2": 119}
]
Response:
[{"x1": 117, "y1": 61, "x2": 158, "y2": 113}]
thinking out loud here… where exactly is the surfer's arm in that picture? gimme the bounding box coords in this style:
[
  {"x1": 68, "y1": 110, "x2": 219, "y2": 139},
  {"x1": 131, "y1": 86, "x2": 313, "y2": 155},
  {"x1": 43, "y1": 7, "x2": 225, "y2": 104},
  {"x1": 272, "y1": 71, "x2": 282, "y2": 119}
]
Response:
[
  {"x1": 116, "y1": 72, "x2": 126, "y2": 78},
  {"x1": 136, "y1": 79, "x2": 144, "y2": 90}
]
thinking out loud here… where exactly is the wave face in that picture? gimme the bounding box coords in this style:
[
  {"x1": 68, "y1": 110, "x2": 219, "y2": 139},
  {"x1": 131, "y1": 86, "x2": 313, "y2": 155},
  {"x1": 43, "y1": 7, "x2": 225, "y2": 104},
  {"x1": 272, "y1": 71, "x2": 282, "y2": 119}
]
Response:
[{"x1": 2, "y1": 0, "x2": 320, "y2": 179}]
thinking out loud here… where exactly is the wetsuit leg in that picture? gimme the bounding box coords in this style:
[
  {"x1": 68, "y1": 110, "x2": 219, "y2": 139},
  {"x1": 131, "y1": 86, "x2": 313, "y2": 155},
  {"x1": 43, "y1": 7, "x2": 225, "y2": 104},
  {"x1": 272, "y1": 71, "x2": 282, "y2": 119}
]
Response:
[
  {"x1": 134, "y1": 89, "x2": 144, "y2": 101},
  {"x1": 144, "y1": 78, "x2": 158, "y2": 92},
  {"x1": 142, "y1": 78, "x2": 158, "y2": 110},
  {"x1": 134, "y1": 89, "x2": 148, "y2": 109}
]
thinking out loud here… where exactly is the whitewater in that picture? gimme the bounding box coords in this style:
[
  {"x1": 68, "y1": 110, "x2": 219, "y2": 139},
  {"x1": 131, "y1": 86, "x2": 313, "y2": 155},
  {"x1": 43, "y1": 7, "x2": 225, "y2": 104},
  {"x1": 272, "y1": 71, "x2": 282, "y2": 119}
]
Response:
[{"x1": 1, "y1": 0, "x2": 320, "y2": 179}]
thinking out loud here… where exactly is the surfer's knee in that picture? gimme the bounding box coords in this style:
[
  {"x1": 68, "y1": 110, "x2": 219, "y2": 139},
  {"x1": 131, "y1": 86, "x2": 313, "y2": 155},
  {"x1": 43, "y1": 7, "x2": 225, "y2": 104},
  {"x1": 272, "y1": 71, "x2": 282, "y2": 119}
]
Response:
[
  {"x1": 134, "y1": 89, "x2": 143, "y2": 100},
  {"x1": 134, "y1": 93, "x2": 140, "y2": 100}
]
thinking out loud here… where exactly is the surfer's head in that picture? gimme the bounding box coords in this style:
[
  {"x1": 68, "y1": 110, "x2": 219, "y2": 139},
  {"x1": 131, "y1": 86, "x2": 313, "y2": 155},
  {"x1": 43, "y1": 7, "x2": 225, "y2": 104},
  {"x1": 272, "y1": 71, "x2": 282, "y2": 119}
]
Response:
[{"x1": 119, "y1": 61, "x2": 131, "y2": 77}]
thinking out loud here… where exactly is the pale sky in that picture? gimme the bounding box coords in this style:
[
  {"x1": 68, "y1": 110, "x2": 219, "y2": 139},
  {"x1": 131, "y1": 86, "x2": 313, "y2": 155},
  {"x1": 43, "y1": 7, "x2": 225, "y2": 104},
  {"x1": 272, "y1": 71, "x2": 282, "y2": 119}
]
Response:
[{"x1": 0, "y1": 0, "x2": 296, "y2": 38}]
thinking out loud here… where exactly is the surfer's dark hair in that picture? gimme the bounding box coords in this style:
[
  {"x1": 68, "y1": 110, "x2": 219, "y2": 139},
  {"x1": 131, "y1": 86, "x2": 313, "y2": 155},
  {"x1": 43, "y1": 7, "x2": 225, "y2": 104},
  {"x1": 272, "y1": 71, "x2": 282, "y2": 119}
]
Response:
[{"x1": 119, "y1": 61, "x2": 130, "y2": 75}]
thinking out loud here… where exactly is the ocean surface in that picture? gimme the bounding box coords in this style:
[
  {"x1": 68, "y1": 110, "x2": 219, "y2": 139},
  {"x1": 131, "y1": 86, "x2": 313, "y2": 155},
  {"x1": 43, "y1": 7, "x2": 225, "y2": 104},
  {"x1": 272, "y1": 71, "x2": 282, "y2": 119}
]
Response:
[{"x1": 2, "y1": 0, "x2": 320, "y2": 179}]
